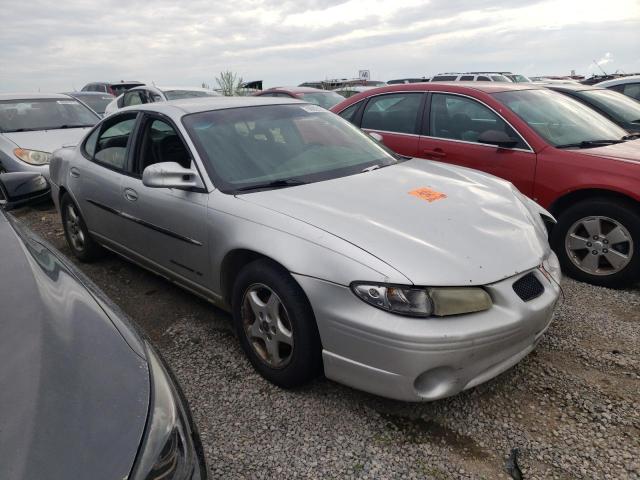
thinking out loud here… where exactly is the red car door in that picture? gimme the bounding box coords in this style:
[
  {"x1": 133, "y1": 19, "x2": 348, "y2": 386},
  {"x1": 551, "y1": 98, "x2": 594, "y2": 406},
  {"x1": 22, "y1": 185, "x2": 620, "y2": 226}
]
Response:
[
  {"x1": 359, "y1": 92, "x2": 424, "y2": 158},
  {"x1": 418, "y1": 92, "x2": 537, "y2": 196}
]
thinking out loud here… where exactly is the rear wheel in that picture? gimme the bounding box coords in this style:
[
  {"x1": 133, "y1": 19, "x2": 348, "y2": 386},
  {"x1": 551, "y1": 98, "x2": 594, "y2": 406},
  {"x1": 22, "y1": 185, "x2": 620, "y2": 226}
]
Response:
[
  {"x1": 232, "y1": 259, "x2": 322, "y2": 388},
  {"x1": 61, "y1": 193, "x2": 105, "y2": 262},
  {"x1": 551, "y1": 198, "x2": 640, "y2": 288}
]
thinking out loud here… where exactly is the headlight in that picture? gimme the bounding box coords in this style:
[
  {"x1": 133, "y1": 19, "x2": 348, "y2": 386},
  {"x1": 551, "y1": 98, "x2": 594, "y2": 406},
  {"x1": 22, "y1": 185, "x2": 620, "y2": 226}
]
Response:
[
  {"x1": 130, "y1": 343, "x2": 205, "y2": 480},
  {"x1": 14, "y1": 148, "x2": 52, "y2": 165},
  {"x1": 351, "y1": 283, "x2": 492, "y2": 317}
]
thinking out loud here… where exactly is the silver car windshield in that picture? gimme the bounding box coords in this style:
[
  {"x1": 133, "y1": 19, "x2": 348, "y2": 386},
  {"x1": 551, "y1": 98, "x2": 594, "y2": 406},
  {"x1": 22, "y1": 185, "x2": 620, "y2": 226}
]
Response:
[
  {"x1": 493, "y1": 89, "x2": 627, "y2": 146},
  {"x1": 164, "y1": 90, "x2": 219, "y2": 100},
  {"x1": 298, "y1": 92, "x2": 345, "y2": 109},
  {"x1": 183, "y1": 104, "x2": 398, "y2": 192},
  {"x1": 577, "y1": 89, "x2": 640, "y2": 124},
  {"x1": 0, "y1": 99, "x2": 98, "y2": 133},
  {"x1": 72, "y1": 95, "x2": 113, "y2": 114}
]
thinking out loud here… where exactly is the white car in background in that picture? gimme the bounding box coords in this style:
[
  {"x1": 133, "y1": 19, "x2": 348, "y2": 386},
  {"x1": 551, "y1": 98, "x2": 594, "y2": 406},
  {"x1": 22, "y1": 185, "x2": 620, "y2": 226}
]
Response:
[
  {"x1": 595, "y1": 75, "x2": 640, "y2": 101},
  {"x1": 104, "y1": 86, "x2": 220, "y2": 115}
]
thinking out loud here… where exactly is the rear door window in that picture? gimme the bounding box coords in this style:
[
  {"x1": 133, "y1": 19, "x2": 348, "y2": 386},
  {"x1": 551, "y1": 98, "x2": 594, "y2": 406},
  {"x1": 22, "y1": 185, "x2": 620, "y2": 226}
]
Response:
[
  {"x1": 361, "y1": 93, "x2": 422, "y2": 134},
  {"x1": 477, "y1": 76, "x2": 490, "y2": 81},
  {"x1": 123, "y1": 91, "x2": 146, "y2": 107}
]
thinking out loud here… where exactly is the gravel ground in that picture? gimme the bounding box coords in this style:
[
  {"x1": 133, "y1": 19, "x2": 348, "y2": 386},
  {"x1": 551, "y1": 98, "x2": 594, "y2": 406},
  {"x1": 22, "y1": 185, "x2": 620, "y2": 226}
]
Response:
[{"x1": 12, "y1": 204, "x2": 640, "y2": 480}]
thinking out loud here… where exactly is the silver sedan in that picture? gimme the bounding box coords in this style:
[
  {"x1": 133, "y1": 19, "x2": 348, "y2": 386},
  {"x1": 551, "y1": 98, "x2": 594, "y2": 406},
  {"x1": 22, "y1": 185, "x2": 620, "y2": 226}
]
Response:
[
  {"x1": 49, "y1": 97, "x2": 561, "y2": 401},
  {"x1": 0, "y1": 93, "x2": 99, "y2": 178}
]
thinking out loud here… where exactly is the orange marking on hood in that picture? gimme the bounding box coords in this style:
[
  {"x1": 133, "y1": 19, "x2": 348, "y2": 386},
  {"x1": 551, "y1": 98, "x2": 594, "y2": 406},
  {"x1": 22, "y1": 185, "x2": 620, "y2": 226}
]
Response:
[{"x1": 408, "y1": 187, "x2": 447, "y2": 203}]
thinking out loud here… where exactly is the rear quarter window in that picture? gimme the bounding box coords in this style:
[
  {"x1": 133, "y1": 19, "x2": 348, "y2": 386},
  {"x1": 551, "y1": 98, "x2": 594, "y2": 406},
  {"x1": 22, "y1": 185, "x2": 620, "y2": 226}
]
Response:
[
  {"x1": 338, "y1": 101, "x2": 362, "y2": 124},
  {"x1": 82, "y1": 128, "x2": 100, "y2": 158}
]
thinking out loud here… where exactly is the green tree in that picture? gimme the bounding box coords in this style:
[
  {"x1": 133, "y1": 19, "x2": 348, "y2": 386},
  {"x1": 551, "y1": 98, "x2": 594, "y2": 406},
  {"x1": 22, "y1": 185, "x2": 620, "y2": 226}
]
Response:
[{"x1": 215, "y1": 71, "x2": 243, "y2": 96}]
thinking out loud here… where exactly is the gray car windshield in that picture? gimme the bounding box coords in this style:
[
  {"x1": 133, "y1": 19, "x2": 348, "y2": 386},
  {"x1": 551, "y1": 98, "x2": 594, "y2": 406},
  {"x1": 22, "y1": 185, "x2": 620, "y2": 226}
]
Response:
[
  {"x1": 493, "y1": 89, "x2": 627, "y2": 147},
  {"x1": 0, "y1": 99, "x2": 98, "y2": 133},
  {"x1": 577, "y1": 89, "x2": 640, "y2": 124},
  {"x1": 298, "y1": 92, "x2": 345, "y2": 109},
  {"x1": 183, "y1": 104, "x2": 398, "y2": 192},
  {"x1": 73, "y1": 95, "x2": 113, "y2": 114}
]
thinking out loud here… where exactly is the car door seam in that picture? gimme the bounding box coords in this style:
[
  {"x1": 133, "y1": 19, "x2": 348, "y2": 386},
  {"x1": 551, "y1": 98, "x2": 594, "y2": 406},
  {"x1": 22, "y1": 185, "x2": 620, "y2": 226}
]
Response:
[{"x1": 86, "y1": 199, "x2": 203, "y2": 246}]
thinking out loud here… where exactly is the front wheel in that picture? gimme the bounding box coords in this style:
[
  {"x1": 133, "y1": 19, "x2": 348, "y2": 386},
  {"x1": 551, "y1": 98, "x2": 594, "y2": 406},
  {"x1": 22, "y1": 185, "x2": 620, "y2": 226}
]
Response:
[
  {"x1": 551, "y1": 198, "x2": 640, "y2": 288},
  {"x1": 232, "y1": 259, "x2": 322, "y2": 388}
]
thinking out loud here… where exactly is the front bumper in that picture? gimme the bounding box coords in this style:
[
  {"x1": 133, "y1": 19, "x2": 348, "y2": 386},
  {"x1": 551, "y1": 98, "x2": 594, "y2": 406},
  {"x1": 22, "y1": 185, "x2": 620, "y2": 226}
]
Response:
[{"x1": 294, "y1": 266, "x2": 560, "y2": 402}]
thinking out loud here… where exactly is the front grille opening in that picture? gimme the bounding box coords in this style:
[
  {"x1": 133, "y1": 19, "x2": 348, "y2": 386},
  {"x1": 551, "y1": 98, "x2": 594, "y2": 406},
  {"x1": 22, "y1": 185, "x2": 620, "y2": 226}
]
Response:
[{"x1": 513, "y1": 272, "x2": 544, "y2": 302}]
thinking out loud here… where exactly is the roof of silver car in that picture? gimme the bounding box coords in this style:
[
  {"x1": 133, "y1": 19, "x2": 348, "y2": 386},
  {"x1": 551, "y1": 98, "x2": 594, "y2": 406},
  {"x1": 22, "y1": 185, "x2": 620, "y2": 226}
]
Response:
[
  {"x1": 595, "y1": 74, "x2": 640, "y2": 87},
  {"x1": 128, "y1": 96, "x2": 306, "y2": 115},
  {"x1": 0, "y1": 93, "x2": 74, "y2": 101}
]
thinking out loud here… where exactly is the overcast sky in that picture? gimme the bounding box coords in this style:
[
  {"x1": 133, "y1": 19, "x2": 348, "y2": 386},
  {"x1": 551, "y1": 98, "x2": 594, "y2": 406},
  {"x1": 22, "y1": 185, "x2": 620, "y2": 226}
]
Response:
[{"x1": 1, "y1": 0, "x2": 639, "y2": 92}]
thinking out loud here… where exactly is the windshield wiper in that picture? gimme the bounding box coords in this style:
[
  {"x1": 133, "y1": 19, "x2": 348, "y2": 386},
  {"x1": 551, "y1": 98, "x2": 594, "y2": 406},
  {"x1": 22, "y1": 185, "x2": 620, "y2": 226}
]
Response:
[
  {"x1": 48, "y1": 124, "x2": 94, "y2": 129},
  {"x1": 235, "y1": 178, "x2": 307, "y2": 192},
  {"x1": 556, "y1": 139, "x2": 625, "y2": 149},
  {"x1": 3, "y1": 127, "x2": 40, "y2": 132},
  {"x1": 622, "y1": 132, "x2": 640, "y2": 140},
  {"x1": 4, "y1": 125, "x2": 94, "y2": 132}
]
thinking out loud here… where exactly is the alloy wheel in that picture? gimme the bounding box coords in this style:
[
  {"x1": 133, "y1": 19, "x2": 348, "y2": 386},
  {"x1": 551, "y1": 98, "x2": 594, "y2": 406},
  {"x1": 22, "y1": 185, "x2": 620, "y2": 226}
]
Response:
[
  {"x1": 565, "y1": 215, "x2": 633, "y2": 276},
  {"x1": 65, "y1": 204, "x2": 86, "y2": 252},
  {"x1": 241, "y1": 283, "x2": 294, "y2": 369}
]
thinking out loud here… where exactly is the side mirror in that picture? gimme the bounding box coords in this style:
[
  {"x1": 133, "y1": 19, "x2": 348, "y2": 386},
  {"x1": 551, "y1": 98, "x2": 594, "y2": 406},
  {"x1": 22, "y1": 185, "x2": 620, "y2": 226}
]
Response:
[
  {"x1": 142, "y1": 162, "x2": 200, "y2": 190},
  {"x1": 477, "y1": 130, "x2": 519, "y2": 149},
  {"x1": 0, "y1": 172, "x2": 50, "y2": 210},
  {"x1": 368, "y1": 132, "x2": 384, "y2": 143}
]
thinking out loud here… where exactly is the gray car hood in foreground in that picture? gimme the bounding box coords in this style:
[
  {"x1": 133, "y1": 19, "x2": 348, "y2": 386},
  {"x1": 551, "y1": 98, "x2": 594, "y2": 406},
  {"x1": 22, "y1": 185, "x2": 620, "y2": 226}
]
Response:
[
  {"x1": 0, "y1": 214, "x2": 149, "y2": 480},
  {"x1": 2, "y1": 128, "x2": 91, "y2": 153},
  {"x1": 240, "y1": 159, "x2": 549, "y2": 286}
]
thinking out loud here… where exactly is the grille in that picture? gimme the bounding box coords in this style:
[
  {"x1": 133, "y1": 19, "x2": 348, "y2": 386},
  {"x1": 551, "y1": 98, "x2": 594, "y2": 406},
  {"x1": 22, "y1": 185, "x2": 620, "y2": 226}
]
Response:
[{"x1": 512, "y1": 272, "x2": 544, "y2": 302}]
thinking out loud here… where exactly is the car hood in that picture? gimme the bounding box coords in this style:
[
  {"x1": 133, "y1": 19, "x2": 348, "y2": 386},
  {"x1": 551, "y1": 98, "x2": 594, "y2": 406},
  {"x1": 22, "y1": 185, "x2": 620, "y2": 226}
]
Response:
[
  {"x1": 2, "y1": 128, "x2": 91, "y2": 153},
  {"x1": 575, "y1": 138, "x2": 640, "y2": 163},
  {"x1": 239, "y1": 159, "x2": 549, "y2": 286},
  {"x1": 0, "y1": 214, "x2": 149, "y2": 480}
]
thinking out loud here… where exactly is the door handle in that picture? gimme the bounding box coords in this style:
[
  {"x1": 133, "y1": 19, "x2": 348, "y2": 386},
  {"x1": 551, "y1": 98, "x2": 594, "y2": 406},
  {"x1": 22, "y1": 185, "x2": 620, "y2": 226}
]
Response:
[
  {"x1": 124, "y1": 188, "x2": 138, "y2": 202},
  {"x1": 422, "y1": 148, "x2": 446, "y2": 159},
  {"x1": 70, "y1": 167, "x2": 80, "y2": 178}
]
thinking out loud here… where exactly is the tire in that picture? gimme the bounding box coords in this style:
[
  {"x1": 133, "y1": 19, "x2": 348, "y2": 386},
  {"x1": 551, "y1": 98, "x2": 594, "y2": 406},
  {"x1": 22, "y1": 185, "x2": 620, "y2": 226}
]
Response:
[
  {"x1": 232, "y1": 259, "x2": 323, "y2": 388},
  {"x1": 551, "y1": 198, "x2": 640, "y2": 288},
  {"x1": 60, "y1": 193, "x2": 105, "y2": 262}
]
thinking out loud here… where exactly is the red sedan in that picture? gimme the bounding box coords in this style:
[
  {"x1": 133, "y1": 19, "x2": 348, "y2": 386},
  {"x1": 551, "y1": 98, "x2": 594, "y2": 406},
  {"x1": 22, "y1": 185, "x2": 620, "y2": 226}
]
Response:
[
  {"x1": 255, "y1": 86, "x2": 344, "y2": 109},
  {"x1": 331, "y1": 82, "x2": 640, "y2": 288}
]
